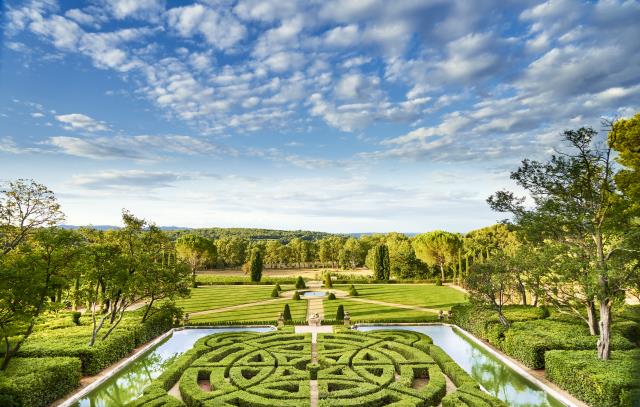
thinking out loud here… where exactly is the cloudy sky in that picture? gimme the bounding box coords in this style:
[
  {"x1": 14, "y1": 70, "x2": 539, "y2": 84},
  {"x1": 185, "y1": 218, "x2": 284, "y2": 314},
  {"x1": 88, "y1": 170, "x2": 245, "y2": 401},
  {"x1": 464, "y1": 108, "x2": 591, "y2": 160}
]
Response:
[{"x1": 1, "y1": 0, "x2": 639, "y2": 232}]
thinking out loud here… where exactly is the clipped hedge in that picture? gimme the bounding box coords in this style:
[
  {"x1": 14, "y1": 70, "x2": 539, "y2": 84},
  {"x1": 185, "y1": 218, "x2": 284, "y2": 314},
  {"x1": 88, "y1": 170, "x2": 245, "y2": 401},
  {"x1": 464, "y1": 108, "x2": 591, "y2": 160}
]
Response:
[
  {"x1": 442, "y1": 384, "x2": 508, "y2": 407},
  {"x1": 0, "y1": 357, "x2": 82, "y2": 407},
  {"x1": 545, "y1": 349, "x2": 640, "y2": 407},
  {"x1": 10, "y1": 308, "x2": 176, "y2": 375},
  {"x1": 502, "y1": 319, "x2": 635, "y2": 369}
]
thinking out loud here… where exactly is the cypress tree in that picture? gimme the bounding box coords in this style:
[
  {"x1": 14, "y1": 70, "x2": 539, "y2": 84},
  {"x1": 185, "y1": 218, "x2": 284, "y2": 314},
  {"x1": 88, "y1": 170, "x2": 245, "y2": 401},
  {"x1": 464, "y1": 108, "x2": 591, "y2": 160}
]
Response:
[
  {"x1": 295, "y1": 276, "x2": 306, "y2": 289},
  {"x1": 336, "y1": 304, "x2": 345, "y2": 321},
  {"x1": 373, "y1": 244, "x2": 390, "y2": 281},
  {"x1": 324, "y1": 272, "x2": 333, "y2": 288},
  {"x1": 348, "y1": 284, "x2": 359, "y2": 296},
  {"x1": 248, "y1": 249, "x2": 263, "y2": 282},
  {"x1": 271, "y1": 287, "x2": 279, "y2": 298}
]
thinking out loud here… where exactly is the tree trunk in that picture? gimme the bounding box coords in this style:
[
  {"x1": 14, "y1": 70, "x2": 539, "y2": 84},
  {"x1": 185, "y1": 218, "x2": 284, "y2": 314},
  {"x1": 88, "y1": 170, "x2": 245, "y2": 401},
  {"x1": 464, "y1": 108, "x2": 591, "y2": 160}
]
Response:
[
  {"x1": 497, "y1": 311, "x2": 510, "y2": 328},
  {"x1": 439, "y1": 264, "x2": 445, "y2": 282},
  {"x1": 141, "y1": 298, "x2": 155, "y2": 323},
  {"x1": 586, "y1": 300, "x2": 599, "y2": 336},
  {"x1": 73, "y1": 276, "x2": 81, "y2": 311},
  {"x1": 597, "y1": 299, "x2": 612, "y2": 360},
  {"x1": 102, "y1": 304, "x2": 127, "y2": 341},
  {"x1": 1, "y1": 318, "x2": 37, "y2": 370}
]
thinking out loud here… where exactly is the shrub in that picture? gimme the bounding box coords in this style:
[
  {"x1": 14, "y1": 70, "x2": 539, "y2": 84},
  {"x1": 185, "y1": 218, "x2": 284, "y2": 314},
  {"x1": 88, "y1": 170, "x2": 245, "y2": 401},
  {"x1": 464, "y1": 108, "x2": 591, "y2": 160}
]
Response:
[
  {"x1": 545, "y1": 349, "x2": 640, "y2": 407},
  {"x1": 71, "y1": 312, "x2": 82, "y2": 326},
  {"x1": 613, "y1": 320, "x2": 640, "y2": 344},
  {"x1": 327, "y1": 292, "x2": 336, "y2": 300},
  {"x1": 324, "y1": 273, "x2": 333, "y2": 288},
  {"x1": 275, "y1": 283, "x2": 282, "y2": 292},
  {"x1": 292, "y1": 291, "x2": 301, "y2": 300},
  {"x1": 502, "y1": 319, "x2": 635, "y2": 369},
  {"x1": 435, "y1": 276, "x2": 443, "y2": 286},
  {"x1": 295, "y1": 276, "x2": 306, "y2": 289},
  {"x1": 283, "y1": 304, "x2": 293, "y2": 321},
  {"x1": 271, "y1": 287, "x2": 280, "y2": 298},
  {"x1": 336, "y1": 305, "x2": 345, "y2": 321},
  {"x1": 348, "y1": 285, "x2": 359, "y2": 297},
  {"x1": 0, "y1": 357, "x2": 82, "y2": 407}
]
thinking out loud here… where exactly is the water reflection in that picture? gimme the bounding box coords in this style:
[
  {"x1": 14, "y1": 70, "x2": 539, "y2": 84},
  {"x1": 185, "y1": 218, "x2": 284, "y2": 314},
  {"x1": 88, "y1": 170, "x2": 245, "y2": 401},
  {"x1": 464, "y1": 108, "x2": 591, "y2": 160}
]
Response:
[
  {"x1": 77, "y1": 327, "x2": 273, "y2": 407},
  {"x1": 357, "y1": 325, "x2": 565, "y2": 407}
]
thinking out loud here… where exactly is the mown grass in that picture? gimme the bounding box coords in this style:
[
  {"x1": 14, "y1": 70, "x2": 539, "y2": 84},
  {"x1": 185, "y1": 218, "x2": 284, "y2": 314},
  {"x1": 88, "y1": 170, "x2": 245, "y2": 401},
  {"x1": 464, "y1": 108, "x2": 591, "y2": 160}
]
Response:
[
  {"x1": 323, "y1": 298, "x2": 437, "y2": 322},
  {"x1": 333, "y1": 284, "x2": 467, "y2": 310},
  {"x1": 175, "y1": 285, "x2": 293, "y2": 313},
  {"x1": 189, "y1": 299, "x2": 307, "y2": 323}
]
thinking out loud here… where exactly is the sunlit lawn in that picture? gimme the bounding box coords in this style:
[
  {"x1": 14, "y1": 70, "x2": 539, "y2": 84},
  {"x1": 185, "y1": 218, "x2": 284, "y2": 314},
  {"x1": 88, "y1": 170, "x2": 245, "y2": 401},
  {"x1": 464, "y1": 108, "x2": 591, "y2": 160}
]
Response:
[
  {"x1": 333, "y1": 284, "x2": 467, "y2": 310},
  {"x1": 323, "y1": 298, "x2": 437, "y2": 322},
  {"x1": 175, "y1": 285, "x2": 293, "y2": 313},
  {"x1": 189, "y1": 299, "x2": 307, "y2": 323}
]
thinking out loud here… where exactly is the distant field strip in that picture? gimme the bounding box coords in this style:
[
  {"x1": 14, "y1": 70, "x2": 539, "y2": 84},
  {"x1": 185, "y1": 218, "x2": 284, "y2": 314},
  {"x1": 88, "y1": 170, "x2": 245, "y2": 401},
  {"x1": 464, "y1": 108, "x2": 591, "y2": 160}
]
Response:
[{"x1": 323, "y1": 299, "x2": 438, "y2": 322}]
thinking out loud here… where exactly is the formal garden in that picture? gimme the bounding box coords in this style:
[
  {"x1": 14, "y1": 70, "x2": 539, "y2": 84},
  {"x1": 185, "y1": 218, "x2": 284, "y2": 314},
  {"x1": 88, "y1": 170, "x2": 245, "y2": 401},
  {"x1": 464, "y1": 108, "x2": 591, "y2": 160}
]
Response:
[{"x1": 0, "y1": 116, "x2": 639, "y2": 407}]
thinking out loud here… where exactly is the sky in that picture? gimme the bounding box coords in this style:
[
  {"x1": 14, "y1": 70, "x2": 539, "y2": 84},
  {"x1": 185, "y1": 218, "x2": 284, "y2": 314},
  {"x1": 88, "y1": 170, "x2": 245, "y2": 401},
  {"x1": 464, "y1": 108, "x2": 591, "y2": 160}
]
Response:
[{"x1": 1, "y1": 0, "x2": 639, "y2": 233}]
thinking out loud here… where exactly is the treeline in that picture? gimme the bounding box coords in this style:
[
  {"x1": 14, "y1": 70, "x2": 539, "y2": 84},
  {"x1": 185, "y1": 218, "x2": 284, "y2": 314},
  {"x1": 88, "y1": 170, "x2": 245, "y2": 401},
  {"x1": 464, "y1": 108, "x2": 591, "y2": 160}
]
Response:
[
  {"x1": 174, "y1": 225, "x2": 515, "y2": 281},
  {"x1": 166, "y1": 227, "x2": 336, "y2": 242}
]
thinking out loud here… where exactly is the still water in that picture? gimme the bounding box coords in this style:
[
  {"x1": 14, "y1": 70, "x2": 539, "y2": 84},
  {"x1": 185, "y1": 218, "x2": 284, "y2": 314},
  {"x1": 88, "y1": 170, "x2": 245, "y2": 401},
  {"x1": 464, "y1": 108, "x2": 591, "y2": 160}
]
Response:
[
  {"x1": 356, "y1": 325, "x2": 566, "y2": 407},
  {"x1": 76, "y1": 327, "x2": 274, "y2": 407}
]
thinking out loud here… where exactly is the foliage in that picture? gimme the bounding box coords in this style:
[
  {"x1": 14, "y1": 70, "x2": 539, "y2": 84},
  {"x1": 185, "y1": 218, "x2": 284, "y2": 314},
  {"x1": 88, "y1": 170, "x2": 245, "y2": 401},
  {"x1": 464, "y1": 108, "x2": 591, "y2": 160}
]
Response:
[
  {"x1": 371, "y1": 244, "x2": 390, "y2": 281},
  {"x1": 271, "y1": 287, "x2": 280, "y2": 298},
  {"x1": 292, "y1": 291, "x2": 301, "y2": 300},
  {"x1": 545, "y1": 350, "x2": 640, "y2": 407},
  {"x1": 175, "y1": 234, "x2": 216, "y2": 283},
  {"x1": 327, "y1": 292, "x2": 336, "y2": 300},
  {"x1": 0, "y1": 357, "x2": 81, "y2": 407},
  {"x1": 435, "y1": 276, "x2": 442, "y2": 286},
  {"x1": 413, "y1": 231, "x2": 461, "y2": 281},
  {"x1": 245, "y1": 248, "x2": 263, "y2": 282},
  {"x1": 335, "y1": 304, "x2": 344, "y2": 321},
  {"x1": 348, "y1": 284, "x2": 359, "y2": 296},
  {"x1": 465, "y1": 254, "x2": 515, "y2": 327},
  {"x1": 282, "y1": 304, "x2": 292, "y2": 321},
  {"x1": 324, "y1": 272, "x2": 333, "y2": 288},
  {"x1": 295, "y1": 276, "x2": 306, "y2": 289}
]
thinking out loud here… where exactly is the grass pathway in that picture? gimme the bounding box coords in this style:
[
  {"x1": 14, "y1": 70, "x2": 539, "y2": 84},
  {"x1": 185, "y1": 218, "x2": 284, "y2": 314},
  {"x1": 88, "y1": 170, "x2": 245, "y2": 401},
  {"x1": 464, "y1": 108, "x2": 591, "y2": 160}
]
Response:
[
  {"x1": 188, "y1": 297, "x2": 287, "y2": 316},
  {"x1": 307, "y1": 298, "x2": 325, "y2": 321},
  {"x1": 346, "y1": 297, "x2": 440, "y2": 314}
]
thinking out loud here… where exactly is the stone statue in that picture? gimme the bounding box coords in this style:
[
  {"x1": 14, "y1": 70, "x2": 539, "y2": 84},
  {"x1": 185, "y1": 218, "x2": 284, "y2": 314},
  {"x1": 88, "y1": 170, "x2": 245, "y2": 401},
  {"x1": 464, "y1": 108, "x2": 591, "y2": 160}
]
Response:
[{"x1": 343, "y1": 311, "x2": 351, "y2": 326}]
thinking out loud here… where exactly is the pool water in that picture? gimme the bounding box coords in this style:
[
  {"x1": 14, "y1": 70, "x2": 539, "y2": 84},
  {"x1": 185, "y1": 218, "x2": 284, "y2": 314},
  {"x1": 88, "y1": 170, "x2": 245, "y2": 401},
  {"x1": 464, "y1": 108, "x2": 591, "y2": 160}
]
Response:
[
  {"x1": 301, "y1": 291, "x2": 326, "y2": 297},
  {"x1": 75, "y1": 327, "x2": 274, "y2": 407},
  {"x1": 356, "y1": 325, "x2": 566, "y2": 407}
]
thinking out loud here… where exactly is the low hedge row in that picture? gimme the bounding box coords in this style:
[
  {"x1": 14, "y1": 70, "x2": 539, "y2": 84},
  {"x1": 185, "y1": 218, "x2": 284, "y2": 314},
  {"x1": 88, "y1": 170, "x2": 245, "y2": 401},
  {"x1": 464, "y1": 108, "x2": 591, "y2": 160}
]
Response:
[
  {"x1": 545, "y1": 349, "x2": 640, "y2": 407},
  {"x1": 502, "y1": 319, "x2": 635, "y2": 369},
  {"x1": 0, "y1": 357, "x2": 82, "y2": 407},
  {"x1": 10, "y1": 308, "x2": 176, "y2": 375},
  {"x1": 186, "y1": 319, "x2": 306, "y2": 326},
  {"x1": 441, "y1": 384, "x2": 508, "y2": 407}
]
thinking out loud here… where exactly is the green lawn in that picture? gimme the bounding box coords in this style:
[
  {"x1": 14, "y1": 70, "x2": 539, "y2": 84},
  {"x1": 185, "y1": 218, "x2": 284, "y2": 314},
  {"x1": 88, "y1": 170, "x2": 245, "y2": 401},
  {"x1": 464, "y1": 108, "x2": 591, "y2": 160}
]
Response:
[
  {"x1": 334, "y1": 284, "x2": 467, "y2": 309},
  {"x1": 323, "y1": 298, "x2": 438, "y2": 322},
  {"x1": 189, "y1": 299, "x2": 307, "y2": 323},
  {"x1": 175, "y1": 285, "x2": 292, "y2": 313}
]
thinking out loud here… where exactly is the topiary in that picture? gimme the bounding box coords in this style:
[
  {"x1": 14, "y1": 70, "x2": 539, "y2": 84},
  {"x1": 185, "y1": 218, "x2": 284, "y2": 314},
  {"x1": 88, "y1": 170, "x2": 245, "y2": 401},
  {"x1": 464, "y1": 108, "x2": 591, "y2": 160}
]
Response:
[
  {"x1": 71, "y1": 311, "x2": 81, "y2": 326},
  {"x1": 324, "y1": 272, "x2": 333, "y2": 288},
  {"x1": 283, "y1": 304, "x2": 293, "y2": 321},
  {"x1": 292, "y1": 291, "x2": 301, "y2": 300},
  {"x1": 327, "y1": 292, "x2": 336, "y2": 300},
  {"x1": 336, "y1": 304, "x2": 345, "y2": 321},
  {"x1": 295, "y1": 276, "x2": 306, "y2": 289},
  {"x1": 271, "y1": 287, "x2": 280, "y2": 298},
  {"x1": 275, "y1": 283, "x2": 282, "y2": 292},
  {"x1": 348, "y1": 284, "x2": 359, "y2": 296},
  {"x1": 435, "y1": 276, "x2": 443, "y2": 286}
]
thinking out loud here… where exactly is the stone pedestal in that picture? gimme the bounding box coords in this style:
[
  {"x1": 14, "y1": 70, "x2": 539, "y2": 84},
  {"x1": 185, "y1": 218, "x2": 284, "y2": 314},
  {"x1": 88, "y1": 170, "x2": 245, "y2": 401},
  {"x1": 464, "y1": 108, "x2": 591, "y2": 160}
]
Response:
[
  {"x1": 343, "y1": 311, "x2": 351, "y2": 326},
  {"x1": 277, "y1": 312, "x2": 285, "y2": 328}
]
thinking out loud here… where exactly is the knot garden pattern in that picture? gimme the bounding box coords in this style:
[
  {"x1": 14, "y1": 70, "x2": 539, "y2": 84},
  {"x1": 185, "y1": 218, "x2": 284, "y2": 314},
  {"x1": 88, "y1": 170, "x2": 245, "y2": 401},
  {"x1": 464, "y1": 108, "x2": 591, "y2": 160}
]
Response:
[{"x1": 130, "y1": 329, "x2": 506, "y2": 407}]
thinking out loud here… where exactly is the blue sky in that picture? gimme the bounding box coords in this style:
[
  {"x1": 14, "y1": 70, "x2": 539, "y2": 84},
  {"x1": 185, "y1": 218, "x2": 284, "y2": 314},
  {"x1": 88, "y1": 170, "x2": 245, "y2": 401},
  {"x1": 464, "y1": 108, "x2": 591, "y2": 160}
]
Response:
[{"x1": 1, "y1": 0, "x2": 639, "y2": 232}]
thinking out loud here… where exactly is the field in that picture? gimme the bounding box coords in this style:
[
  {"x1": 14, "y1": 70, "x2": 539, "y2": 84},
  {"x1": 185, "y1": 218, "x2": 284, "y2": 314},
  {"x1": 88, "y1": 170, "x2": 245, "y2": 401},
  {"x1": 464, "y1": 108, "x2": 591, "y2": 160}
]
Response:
[{"x1": 198, "y1": 267, "x2": 373, "y2": 279}]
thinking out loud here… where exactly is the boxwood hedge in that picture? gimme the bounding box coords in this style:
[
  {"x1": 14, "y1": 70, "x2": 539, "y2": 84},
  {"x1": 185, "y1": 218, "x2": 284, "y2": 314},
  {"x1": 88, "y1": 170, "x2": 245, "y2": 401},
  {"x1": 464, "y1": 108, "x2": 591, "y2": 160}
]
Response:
[{"x1": 0, "y1": 357, "x2": 82, "y2": 407}]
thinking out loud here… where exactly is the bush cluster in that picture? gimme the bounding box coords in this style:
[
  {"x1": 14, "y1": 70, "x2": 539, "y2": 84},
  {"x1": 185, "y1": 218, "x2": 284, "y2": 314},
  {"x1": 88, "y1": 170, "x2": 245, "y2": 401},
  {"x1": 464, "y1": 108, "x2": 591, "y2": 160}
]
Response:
[
  {"x1": 0, "y1": 357, "x2": 82, "y2": 407},
  {"x1": 545, "y1": 349, "x2": 640, "y2": 407}
]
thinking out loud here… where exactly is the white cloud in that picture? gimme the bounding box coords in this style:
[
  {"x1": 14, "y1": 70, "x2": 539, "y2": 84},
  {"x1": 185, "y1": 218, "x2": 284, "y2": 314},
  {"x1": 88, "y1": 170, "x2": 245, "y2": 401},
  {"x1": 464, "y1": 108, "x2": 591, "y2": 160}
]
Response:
[
  {"x1": 55, "y1": 113, "x2": 109, "y2": 132},
  {"x1": 71, "y1": 170, "x2": 190, "y2": 190},
  {"x1": 29, "y1": 15, "x2": 82, "y2": 50},
  {"x1": 166, "y1": 4, "x2": 246, "y2": 50},
  {"x1": 107, "y1": 0, "x2": 165, "y2": 20},
  {"x1": 324, "y1": 25, "x2": 360, "y2": 47}
]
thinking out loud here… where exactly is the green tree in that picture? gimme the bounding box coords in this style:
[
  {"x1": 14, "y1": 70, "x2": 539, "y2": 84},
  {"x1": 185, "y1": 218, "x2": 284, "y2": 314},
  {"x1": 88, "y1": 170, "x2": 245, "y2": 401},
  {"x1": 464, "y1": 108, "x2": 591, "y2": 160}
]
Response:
[
  {"x1": 175, "y1": 234, "x2": 216, "y2": 286},
  {"x1": 371, "y1": 244, "x2": 390, "y2": 281},
  {"x1": 1, "y1": 227, "x2": 81, "y2": 369},
  {"x1": 488, "y1": 126, "x2": 637, "y2": 360},
  {"x1": 466, "y1": 255, "x2": 514, "y2": 328},
  {"x1": 295, "y1": 276, "x2": 306, "y2": 289},
  {"x1": 386, "y1": 234, "x2": 419, "y2": 279},
  {"x1": 318, "y1": 236, "x2": 344, "y2": 268},
  {"x1": 246, "y1": 248, "x2": 263, "y2": 282},
  {"x1": 339, "y1": 237, "x2": 364, "y2": 269},
  {"x1": 324, "y1": 272, "x2": 333, "y2": 288},
  {"x1": 412, "y1": 231, "x2": 461, "y2": 281},
  {"x1": 609, "y1": 112, "x2": 640, "y2": 202},
  {"x1": 336, "y1": 304, "x2": 345, "y2": 321}
]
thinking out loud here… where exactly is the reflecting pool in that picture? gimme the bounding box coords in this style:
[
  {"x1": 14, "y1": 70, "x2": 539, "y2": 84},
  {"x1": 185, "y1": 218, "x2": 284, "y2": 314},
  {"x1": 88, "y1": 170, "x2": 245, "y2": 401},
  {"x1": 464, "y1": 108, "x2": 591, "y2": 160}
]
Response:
[
  {"x1": 356, "y1": 325, "x2": 566, "y2": 407},
  {"x1": 76, "y1": 327, "x2": 274, "y2": 407}
]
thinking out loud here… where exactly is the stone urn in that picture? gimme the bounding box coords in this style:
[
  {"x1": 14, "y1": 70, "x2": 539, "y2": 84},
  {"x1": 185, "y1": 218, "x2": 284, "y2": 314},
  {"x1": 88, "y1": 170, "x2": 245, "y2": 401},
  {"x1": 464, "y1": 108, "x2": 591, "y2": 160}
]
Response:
[
  {"x1": 277, "y1": 312, "x2": 285, "y2": 328},
  {"x1": 343, "y1": 311, "x2": 351, "y2": 326}
]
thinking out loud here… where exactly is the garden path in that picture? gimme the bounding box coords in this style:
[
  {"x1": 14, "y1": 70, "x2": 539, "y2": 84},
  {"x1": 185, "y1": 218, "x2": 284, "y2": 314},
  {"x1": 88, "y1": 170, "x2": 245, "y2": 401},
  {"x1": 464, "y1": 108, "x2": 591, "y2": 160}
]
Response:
[{"x1": 188, "y1": 297, "x2": 287, "y2": 316}]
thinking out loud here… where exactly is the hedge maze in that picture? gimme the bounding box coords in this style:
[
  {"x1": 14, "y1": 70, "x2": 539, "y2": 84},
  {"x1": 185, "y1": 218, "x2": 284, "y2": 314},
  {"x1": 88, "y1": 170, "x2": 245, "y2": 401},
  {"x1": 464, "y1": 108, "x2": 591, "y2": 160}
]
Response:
[{"x1": 129, "y1": 329, "x2": 506, "y2": 407}]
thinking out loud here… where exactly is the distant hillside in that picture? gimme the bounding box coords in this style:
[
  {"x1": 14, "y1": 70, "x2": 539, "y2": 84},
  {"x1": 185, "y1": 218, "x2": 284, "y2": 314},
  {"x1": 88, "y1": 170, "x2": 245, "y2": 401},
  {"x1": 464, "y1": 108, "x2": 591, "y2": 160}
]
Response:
[
  {"x1": 165, "y1": 227, "x2": 340, "y2": 242},
  {"x1": 61, "y1": 225, "x2": 188, "y2": 231}
]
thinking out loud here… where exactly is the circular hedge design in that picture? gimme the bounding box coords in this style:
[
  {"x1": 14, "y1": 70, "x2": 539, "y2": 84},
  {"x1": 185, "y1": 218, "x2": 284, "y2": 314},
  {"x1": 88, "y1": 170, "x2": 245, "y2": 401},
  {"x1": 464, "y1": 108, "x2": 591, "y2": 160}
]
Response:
[{"x1": 132, "y1": 329, "x2": 507, "y2": 407}]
